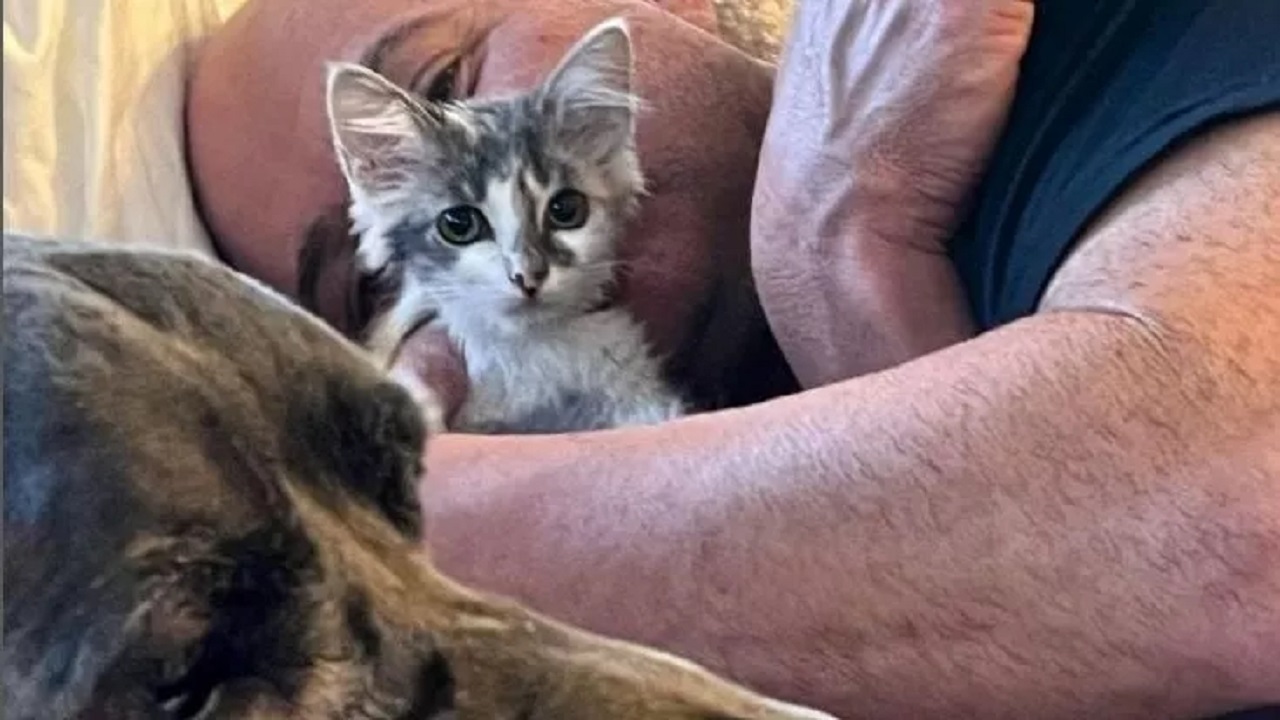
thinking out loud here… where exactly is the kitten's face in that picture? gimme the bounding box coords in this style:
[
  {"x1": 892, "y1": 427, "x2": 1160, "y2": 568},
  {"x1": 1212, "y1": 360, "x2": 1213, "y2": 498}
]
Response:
[{"x1": 326, "y1": 19, "x2": 641, "y2": 331}]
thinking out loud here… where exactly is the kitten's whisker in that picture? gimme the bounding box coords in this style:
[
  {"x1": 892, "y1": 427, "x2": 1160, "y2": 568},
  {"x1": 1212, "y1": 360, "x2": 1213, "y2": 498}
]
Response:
[
  {"x1": 576, "y1": 264, "x2": 628, "y2": 274},
  {"x1": 578, "y1": 258, "x2": 673, "y2": 274},
  {"x1": 576, "y1": 260, "x2": 627, "y2": 268}
]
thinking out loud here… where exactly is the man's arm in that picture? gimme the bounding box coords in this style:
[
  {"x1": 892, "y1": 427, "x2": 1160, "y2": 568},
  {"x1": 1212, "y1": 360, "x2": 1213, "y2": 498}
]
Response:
[
  {"x1": 751, "y1": 0, "x2": 1033, "y2": 384},
  {"x1": 420, "y1": 114, "x2": 1280, "y2": 718}
]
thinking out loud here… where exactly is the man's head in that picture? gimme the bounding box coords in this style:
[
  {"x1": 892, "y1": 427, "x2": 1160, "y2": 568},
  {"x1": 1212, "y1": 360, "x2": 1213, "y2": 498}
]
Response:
[{"x1": 187, "y1": 0, "x2": 794, "y2": 407}]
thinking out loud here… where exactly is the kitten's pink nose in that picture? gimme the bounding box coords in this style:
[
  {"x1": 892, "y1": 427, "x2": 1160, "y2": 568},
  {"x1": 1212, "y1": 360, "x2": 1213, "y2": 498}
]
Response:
[{"x1": 511, "y1": 269, "x2": 547, "y2": 298}]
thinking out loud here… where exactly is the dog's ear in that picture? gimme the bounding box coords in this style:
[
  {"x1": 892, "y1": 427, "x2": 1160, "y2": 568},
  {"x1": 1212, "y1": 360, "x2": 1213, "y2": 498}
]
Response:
[
  {"x1": 5, "y1": 525, "x2": 320, "y2": 720},
  {"x1": 2, "y1": 530, "x2": 239, "y2": 720},
  {"x1": 287, "y1": 374, "x2": 427, "y2": 538},
  {"x1": 2, "y1": 570, "x2": 147, "y2": 720}
]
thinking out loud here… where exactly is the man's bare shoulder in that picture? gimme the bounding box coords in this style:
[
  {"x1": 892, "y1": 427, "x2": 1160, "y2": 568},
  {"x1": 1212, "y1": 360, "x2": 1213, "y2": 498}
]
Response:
[{"x1": 1041, "y1": 111, "x2": 1280, "y2": 348}]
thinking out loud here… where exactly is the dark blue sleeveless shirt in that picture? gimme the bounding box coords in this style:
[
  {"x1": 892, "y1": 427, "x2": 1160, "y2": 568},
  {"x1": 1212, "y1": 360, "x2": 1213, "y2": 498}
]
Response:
[{"x1": 951, "y1": 0, "x2": 1280, "y2": 329}]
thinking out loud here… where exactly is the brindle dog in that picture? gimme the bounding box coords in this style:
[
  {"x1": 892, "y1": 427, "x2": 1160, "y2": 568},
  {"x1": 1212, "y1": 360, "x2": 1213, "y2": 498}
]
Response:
[{"x1": 2, "y1": 235, "x2": 835, "y2": 720}]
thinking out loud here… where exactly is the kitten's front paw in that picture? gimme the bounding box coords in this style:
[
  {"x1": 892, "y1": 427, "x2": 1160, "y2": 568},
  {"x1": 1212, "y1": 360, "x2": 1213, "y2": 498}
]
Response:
[
  {"x1": 417, "y1": 386, "x2": 450, "y2": 436},
  {"x1": 389, "y1": 365, "x2": 451, "y2": 436},
  {"x1": 384, "y1": 324, "x2": 468, "y2": 437}
]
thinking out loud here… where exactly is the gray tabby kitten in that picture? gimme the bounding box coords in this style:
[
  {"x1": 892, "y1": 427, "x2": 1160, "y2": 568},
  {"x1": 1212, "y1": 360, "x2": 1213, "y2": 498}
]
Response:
[{"x1": 325, "y1": 18, "x2": 687, "y2": 434}]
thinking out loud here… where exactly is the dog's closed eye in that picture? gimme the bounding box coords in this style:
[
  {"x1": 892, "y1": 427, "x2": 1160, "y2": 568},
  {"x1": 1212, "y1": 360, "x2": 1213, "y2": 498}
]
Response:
[
  {"x1": 158, "y1": 683, "x2": 220, "y2": 720},
  {"x1": 155, "y1": 636, "x2": 231, "y2": 720}
]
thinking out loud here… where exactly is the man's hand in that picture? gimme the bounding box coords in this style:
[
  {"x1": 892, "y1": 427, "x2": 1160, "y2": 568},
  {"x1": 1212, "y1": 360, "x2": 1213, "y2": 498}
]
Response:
[
  {"x1": 387, "y1": 325, "x2": 469, "y2": 437},
  {"x1": 752, "y1": 0, "x2": 1034, "y2": 383}
]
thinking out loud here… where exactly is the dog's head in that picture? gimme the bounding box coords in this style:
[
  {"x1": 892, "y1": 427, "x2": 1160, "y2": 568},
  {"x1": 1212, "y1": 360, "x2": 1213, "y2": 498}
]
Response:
[{"x1": 2, "y1": 237, "x2": 835, "y2": 720}]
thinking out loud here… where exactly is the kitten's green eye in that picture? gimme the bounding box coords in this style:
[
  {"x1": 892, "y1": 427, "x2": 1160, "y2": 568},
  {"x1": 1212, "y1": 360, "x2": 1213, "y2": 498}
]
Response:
[
  {"x1": 546, "y1": 189, "x2": 589, "y2": 230},
  {"x1": 436, "y1": 206, "x2": 487, "y2": 245}
]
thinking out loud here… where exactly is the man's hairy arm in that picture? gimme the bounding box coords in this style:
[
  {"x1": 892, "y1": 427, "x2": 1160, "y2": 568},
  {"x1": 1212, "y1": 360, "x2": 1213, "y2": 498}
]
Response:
[{"x1": 420, "y1": 114, "x2": 1280, "y2": 718}]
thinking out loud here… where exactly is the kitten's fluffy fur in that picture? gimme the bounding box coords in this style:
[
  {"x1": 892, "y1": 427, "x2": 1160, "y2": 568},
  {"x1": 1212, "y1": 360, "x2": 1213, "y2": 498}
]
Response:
[{"x1": 325, "y1": 19, "x2": 686, "y2": 433}]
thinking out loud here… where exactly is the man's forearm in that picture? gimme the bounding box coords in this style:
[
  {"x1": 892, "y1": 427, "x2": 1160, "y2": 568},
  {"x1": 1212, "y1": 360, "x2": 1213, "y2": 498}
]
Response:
[
  {"x1": 751, "y1": 210, "x2": 977, "y2": 384},
  {"x1": 419, "y1": 310, "x2": 1279, "y2": 719},
  {"x1": 749, "y1": 112, "x2": 979, "y2": 384},
  {"x1": 748, "y1": 0, "x2": 1032, "y2": 385}
]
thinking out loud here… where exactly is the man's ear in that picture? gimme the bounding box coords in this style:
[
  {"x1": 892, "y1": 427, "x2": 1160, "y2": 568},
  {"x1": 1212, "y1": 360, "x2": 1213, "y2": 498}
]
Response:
[
  {"x1": 538, "y1": 18, "x2": 639, "y2": 158},
  {"x1": 324, "y1": 62, "x2": 444, "y2": 206}
]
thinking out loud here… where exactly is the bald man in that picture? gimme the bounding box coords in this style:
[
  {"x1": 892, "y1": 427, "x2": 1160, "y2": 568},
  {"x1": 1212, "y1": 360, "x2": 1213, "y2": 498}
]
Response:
[{"x1": 186, "y1": 0, "x2": 1278, "y2": 717}]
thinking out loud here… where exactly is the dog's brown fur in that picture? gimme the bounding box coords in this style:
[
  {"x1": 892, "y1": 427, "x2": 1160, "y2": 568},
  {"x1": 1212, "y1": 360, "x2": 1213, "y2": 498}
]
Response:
[{"x1": 1, "y1": 235, "x2": 835, "y2": 720}]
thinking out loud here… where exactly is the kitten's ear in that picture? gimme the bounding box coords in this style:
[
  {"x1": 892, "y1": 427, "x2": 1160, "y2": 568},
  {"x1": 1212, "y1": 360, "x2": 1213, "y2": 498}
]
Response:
[
  {"x1": 325, "y1": 62, "x2": 441, "y2": 203},
  {"x1": 539, "y1": 18, "x2": 638, "y2": 157}
]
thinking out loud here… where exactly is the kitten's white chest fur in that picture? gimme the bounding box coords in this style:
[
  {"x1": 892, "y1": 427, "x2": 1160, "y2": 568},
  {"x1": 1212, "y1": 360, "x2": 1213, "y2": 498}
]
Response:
[{"x1": 442, "y1": 305, "x2": 685, "y2": 433}]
